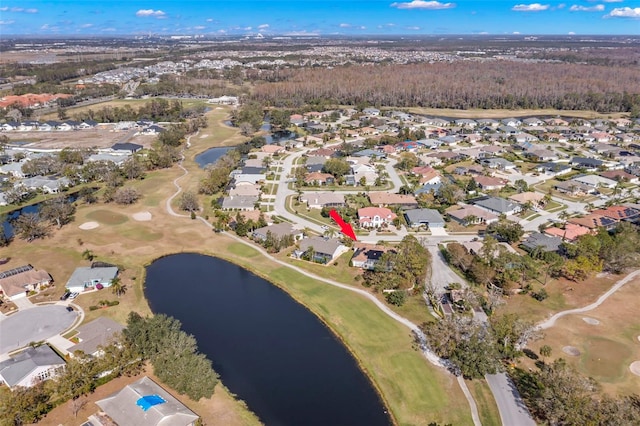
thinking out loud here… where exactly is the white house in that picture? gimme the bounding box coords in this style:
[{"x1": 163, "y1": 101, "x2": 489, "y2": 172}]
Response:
[
  {"x1": 0, "y1": 345, "x2": 66, "y2": 390},
  {"x1": 65, "y1": 266, "x2": 119, "y2": 293},
  {"x1": 358, "y1": 207, "x2": 397, "y2": 228},
  {"x1": 571, "y1": 175, "x2": 617, "y2": 189}
]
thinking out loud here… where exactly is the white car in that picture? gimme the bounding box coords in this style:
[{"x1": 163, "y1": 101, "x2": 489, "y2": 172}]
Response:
[{"x1": 68, "y1": 292, "x2": 79, "y2": 300}]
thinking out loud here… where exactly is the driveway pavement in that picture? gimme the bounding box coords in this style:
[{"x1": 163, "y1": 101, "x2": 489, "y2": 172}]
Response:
[
  {"x1": 0, "y1": 305, "x2": 78, "y2": 354},
  {"x1": 13, "y1": 297, "x2": 35, "y2": 310}
]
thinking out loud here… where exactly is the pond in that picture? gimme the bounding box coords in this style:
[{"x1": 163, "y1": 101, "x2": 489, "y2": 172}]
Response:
[
  {"x1": 194, "y1": 146, "x2": 232, "y2": 169},
  {"x1": 145, "y1": 253, "x2": 391, "y2": 426},
  {"x1": 2, "y1": 194, "x2": 78, "y2": 239}
]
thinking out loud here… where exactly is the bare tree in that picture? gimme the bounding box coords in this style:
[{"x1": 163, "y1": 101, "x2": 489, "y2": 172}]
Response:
[
  {"x1": 40, "y1": 196, "x2": 76, "y2": 228},
  {"x1": 12, "y1": 213, "x2": 49, "y2": 242},
  {"x1": 70, "y1": 395, "x2": 88, "y2": 419},
  {"x1": 113, "y1": 187, "x2": 141, "y2": 205},
  {"x1": 179, "y1": 191, "x2": 199, "y2": 212}
]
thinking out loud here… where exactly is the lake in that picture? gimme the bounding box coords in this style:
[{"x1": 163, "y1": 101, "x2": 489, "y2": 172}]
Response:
[{"x1": 145, "y1": 253, "x2": 391, "y2": 426}]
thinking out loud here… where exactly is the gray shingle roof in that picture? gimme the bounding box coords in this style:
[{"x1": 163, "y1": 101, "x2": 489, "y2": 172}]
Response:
[
  {"x1": 68, "y1": 317, "x2": 125, "y2": 356},
  {"x1": 0, "y1": 345, "x2": 65, "y2": 387},
  {"x1": 404, "y1": 208, "x2": 445, "y2": 227}
]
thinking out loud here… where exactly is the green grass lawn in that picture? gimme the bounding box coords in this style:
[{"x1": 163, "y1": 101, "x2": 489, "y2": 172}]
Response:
[{"x1": 466, "y1": 379, "x2": 502, "y2": 426}]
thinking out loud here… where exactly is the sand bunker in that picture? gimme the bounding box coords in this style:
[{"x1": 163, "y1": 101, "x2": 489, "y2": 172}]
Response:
[
  {"x1": 563, "y1": 346, "x2": 581, "y2": 356},
  {"x1": 582, "y1": 317, "x2": 601, "y2": 325},
  {"x1": 199, "y1": 134, "x2": 209, "y2": 139},
  {"x1": 132, "y1": 211, "x2": 152, "y2": 221},
  {"x1": 79, "y1": 221, "x2": 100, "y2": 230},
  {"x1": 630, "y1": 361, "x2": 640, "y2": 376}
]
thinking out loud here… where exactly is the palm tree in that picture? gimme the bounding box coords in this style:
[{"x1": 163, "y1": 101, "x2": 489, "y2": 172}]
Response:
[
  {"x1": 110, "y1": 277, "x2": 127, "y2": 298},
  {"x1": 82, "y1": 249, "x2": 95, "y2": 262}
]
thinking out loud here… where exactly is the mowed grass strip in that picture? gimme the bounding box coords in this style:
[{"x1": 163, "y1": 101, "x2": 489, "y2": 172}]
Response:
[
  {"x1": 466, "y1": 379, "x2": 501, "y2": 426},
  {"x1": 252, "y1": 265, "x2": 473, "y2": 426}
]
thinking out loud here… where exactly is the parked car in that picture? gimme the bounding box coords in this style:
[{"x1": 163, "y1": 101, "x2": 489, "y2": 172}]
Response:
[
  {"x1": 68, "y1": 292, "x2": 79, "y2": 300},
  {"x1": 66, "y1": 306, "x2": 74, "y2": 312},
  {"x1": 60, "y1": 291, "x2": 71, "y2": 301}
]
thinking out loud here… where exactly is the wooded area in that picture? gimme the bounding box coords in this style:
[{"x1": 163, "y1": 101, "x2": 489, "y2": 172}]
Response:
[{"x1": 252, "y1": 61, "x2": 640, "y2": 112}]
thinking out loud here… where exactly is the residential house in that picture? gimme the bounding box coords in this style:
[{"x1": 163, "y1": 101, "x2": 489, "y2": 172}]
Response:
[
  {"x1": 299, "y1": 192, "x2": 345, "y2": 209},
  {"x1": 232, "y1": 170, "x2": 266, "y2": 185},
  {"x1": 304, "y1": 172, "x2": 335, "y2": 186},
  {"x1": 525, "y1": 149, "x2": 559, "y2": 162},
  {"x1": 358, "y1": 207, "x2": 397, "y2": 228},
  {"x1": 599, "y1": 170, "x2": 639, "y2": 184},
  {"x1": 21, "y1": 176, "x2": 70, "y2": 194},
  {"x1": 411, "y1": 166, "x2": 441, "y2": 185},
  {"x1": 87, "y1": 153, "x2": 129, "y2": 166},
  {"x1": 295, "y1": 237, "x2": 349, "y2": 264},
  {"x1": 544, "y1": 223, "x2": 593, "y2": 242},
  {"x1": 455, "y1": 119, "x2": 477, "y2": 128},
  {"x1": 591, "y1": 206, "x2": 640, "y2": 223},
  {"x1": 0, "y1": 265, "x2": 52, "y2": 301},
  {"x1": 0, "y1": 161, "x2": 29, "y2": 178},
  {"x1": 65, "y1": 265, "x2": 119, "y2": 293},
  {"x1": 522, "y1": 117, "x2": 544, "y2": 127},
  {"x1": 509, "y1": 192, "x2": 544, "y2": 207},
  {"x1": 568, "y1": 214, "x2": 618, "y2": 231},
  {"x1": 221, "y1": 195, "x2": 258, "y2": 211},
  {"x1": 0, "y1": 345, "x2": 66, "y2": 390},
  {"x1": 351, "y1": 163, "x2": 377, "y2": 186},
  {"x1": 535, "y1": 162, "x2": 573, "y2": 176},
  {"x1": 140, "y1": 125, "x2": 165, "y2": 135},
  {"x1": 570, "y1": 157, "x2": 604, "y2": 171},
  {"x1": 252, "y1": 222, "x2": 303, "y2": 242},
  {"x1": 448, "y1": 205, "x2": 499, "y2": 225},
  {"x1": 501, "y1": 118, "x2": 522, "y2": 127},
  {"x1": 351, "y1": 243, "x2": 396, "y2": 270},
  {"x1": 427, "y1": 152, "x2": 463, "y2": 162},
  {"x1": 92, "y1": 376, "x2": 199, "y2": 426},
  {"x1": 521, "y1": 233, "x2": 563, "y2": 253},
  {"x1": 480, "y1": 158, "x2": 517, "y2": 171},
  {"x1": 68, "y1": 317, "x2": 125, "y2": 358},
  {"x1": 352, "y1": 149, "x2": 386, "y2": 159},
  {"x1": 229, "y1": 183, "x2": 261, "y2": 197},
  {"x1": 404, "y1": 208, "x2": 445, "y2": 229},
  {"x1": 414, "y1": 181, "x2": 443, "y2": 195},
  {"x1": 571, "y1": 174, "x2": 617, "y2": 189},
  {"x1": 554, "y1": 180, "x2": 596, "y2": 196},
  {"x1": 111, "y1": 142, "x2": 143, "y2": 153},
  {"x1": 261, "y1": 144, "x2": 285, "y2": 154},
  {"x1": 473, "y1": 197, "x2": 522, "y2": 216},
  {"x1": 477, "y1": 118, "x2": 500, "y2": 128},
  {"x1": 362, "y1": 107, "x2": 380, "y2": 116},
  {"x1": 368, "y1": 192, "x2": 418, "y2": 209},
  {"x1": 475, "y1": 175, "x2": 508, "y2": 191}
]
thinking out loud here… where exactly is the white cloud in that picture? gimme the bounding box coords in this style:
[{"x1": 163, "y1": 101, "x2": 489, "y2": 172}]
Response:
[
  {"x1": 0, "y1": 20, "x2": 15, "y2": 25},
  {"x1": 194, "y1": 25, "x2": 205, "y2": 30},
  {"x1": 135, "y1": 9, "x2": 166, "y2": 18},
  {"x1": 390, "y1": 1, "x2": 456, "y2": 10},
  {"x1": 1, "y1": 6, "x2": 38, "y2": 13},
  {"x1": 513, "y1": 31, "x2": 521, "y2": 34},
  {"x1": 358, "y1": 26, "x2": 366, "y2": 30},
  {"x1": 568, "y1": 31, "x2": 576, "y2": 34},
  {"x1": 606, "y1": 7, "x2": 640, "y2": 17},
  {"x1": 258, "y1": 23, "x2": 269, "y2": 29},
  {"x1": 600, "y1": 0, "x2": 623, "y2": 2},
  {"x1": 217, "y1": 29, "x2": 227, "y2": 33},
  {"x1": 512, "y1": 3, "x2": 550, "y2": 11},
  {"x1": 339, "y1": 23, "x2": 351, "y2": 27},
  {"x1": 406, "y1": 26, "x2": 421, "y2": 30},
  {"x1": 40, "y1": 23, "x2": 50, "y2": 29},
  {"x1": 80, "y1": 23, "x2": 93, "y2": 28},
  {"x1": 570, "y1": 4, "x2": 604, "y2": 11},
  {"x1": 557, "y1": 3, "x2": 566, "y2": 8},
  {"x1": 206, "y1": 18, "x2": 213, "y2": 22}
]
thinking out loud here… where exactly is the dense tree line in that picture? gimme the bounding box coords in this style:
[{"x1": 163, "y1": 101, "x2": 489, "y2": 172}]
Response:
[
  {"x1": 252, "y1": 62, "x2": 640, "y2": 112},
  {"x1": 124, "y1": 312, "x2": 219, "y2": 401},
  {"x1": 0, "y1": 59, "x2": 118, "y2": 84},
  {"x1": 72, "y1": 98, "x2": 205, "y2": 123},
  {"x1": 513, "y1": 359, "x2": 640, "y2": 425}
]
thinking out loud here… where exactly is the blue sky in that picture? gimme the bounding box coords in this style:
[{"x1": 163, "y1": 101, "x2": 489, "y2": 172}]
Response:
[{"x1": 0, "y1": 1, "x2": 638, "y2": 36}]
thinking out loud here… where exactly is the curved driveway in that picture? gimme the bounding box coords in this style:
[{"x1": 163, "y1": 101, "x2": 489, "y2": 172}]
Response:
[{"x1": 0, "y1": 305, "x2": 78, "y2": 354}]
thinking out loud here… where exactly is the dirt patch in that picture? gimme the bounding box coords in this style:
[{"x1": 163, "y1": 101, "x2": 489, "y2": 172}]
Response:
[
  {"x1": 79, "y1": 222, "x2": 100, "y2": 230},
  {"x1": 563, "y1": 346, "x2": 581, "y2": 356},
  {"x1": 199, "y1": 134, "x2": 209, "y2": 138},
  {"x1": 4, "y1": 128, "x2": 155, "y2": 150},
  {"x1": 582, "y1": 317, "x2": 601, "y2": 325},
  {"x1": 132, "y1": 211, "x2": 152, "y2": 221},
  {"x1": 630, "y1": 361, "x2": 640, "y2": 377}
]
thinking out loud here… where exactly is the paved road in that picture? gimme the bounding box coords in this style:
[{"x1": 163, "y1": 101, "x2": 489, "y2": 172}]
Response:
[
  {"x1": 0, "y1": 305, "x2": 78, "y2": 354},
  {"x1": 486, "y1": 373, "x2": 536, "y2": 426},
  {"x1": 428, "y1": 245, "x2": 464, "y2": 293}
]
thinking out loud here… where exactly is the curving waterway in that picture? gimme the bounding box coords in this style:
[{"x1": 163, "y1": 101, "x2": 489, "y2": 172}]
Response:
[{"x1": 145, "y1": 253, "x2": 391, "y2": 426}]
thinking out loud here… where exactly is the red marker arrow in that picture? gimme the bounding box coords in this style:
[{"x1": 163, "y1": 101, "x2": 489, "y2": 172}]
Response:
[{"x1": 329, "y1": 209, "x2": 357, "y2": 241}]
